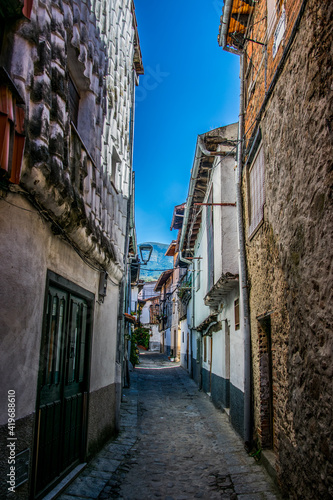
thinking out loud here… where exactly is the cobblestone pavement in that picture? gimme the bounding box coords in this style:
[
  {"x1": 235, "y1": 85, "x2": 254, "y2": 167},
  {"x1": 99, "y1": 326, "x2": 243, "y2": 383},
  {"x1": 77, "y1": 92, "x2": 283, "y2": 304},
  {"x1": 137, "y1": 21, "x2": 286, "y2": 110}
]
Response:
[{"x1": 58, "y1": 351, "x2": 281, "y2": 500}]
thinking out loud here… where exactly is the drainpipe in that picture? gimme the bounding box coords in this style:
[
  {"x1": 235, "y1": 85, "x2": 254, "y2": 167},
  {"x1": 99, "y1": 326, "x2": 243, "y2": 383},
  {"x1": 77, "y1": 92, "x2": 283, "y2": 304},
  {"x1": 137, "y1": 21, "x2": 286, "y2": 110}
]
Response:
[
  {"x1": 236, "y1": 54, "x2": 252, "y2": 447},
  {"x1": 219, "y1": 0, "x2": 251, "y2": 445}
]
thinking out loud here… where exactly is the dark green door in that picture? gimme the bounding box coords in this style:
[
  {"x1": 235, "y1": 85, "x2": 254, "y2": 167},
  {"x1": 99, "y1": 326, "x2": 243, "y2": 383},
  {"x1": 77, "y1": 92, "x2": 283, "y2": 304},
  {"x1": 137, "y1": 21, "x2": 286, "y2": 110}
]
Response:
[{"x1": 35, "y1": 284, "x2": 90, "y2": 496}]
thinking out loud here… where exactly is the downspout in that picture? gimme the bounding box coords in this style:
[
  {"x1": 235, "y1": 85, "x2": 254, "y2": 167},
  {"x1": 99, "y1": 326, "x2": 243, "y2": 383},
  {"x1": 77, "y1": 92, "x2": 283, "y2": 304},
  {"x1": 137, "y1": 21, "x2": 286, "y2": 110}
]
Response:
[
  {"x1": 119, "y1": 67, "x2": 137, "y2": 389},
  {"x1": 219, "y1": 0, "x2": 251, "y2": 445},
  {"x1": 236, "y1": 54, "x2": 252, "y2": 447}
]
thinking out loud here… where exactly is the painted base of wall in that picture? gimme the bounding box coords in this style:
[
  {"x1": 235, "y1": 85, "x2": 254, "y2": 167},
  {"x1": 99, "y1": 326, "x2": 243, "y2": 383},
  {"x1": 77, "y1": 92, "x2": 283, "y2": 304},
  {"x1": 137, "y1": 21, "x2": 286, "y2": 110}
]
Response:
[
  {"x1": 0, "y1": 413, "x2": 35, "y2": 499},
  {"x1": 211, "y1": 372, "x2": 230, "y2": 408},
  {"x1": 191, "y1": 357, "x2": 201, "y2": 386},
  {"x1": 87, "y1": 382, "x2": 119, "y2": 459},
  {"x1": 164, "y1": 346, "x2": 172, "y2": 356},
  {"x1": 202, "y1": 368, "x2": 244, "y2": 439},
  {"x1": 180, "y1": 353, "x2": 191, "y2": 372}
]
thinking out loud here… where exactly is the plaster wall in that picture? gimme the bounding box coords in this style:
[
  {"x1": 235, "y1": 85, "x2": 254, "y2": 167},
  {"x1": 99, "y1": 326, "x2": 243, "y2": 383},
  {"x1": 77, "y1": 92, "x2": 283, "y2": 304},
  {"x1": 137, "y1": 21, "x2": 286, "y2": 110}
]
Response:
[
  {"x1": 140, "y1": 303, "x2": 150, "y2": 324},
  {"x1": 193, "y1": 229, "x2": 210, "y2": 328},
  {"x1": 219, "y1": 287, "x2": 244, "y2": 393},
  {"x1": 212, "y1": 125, "x2": 239, "y2": 279},
  {"x1": 180, "y1": 319, "x2": 190, "y2": 370},
  {"x1": 149, "y1": 324, "x2": 160, "y2": 351},
  {"x1": 0, "y1": 193, "x2": 119, "y2": 423},
  {"x1": 164, "y1": 327, "x2": 171, "y2": 355},
  {"x1": 139, "y1": 282, "x2": 157, "y2": 301}
]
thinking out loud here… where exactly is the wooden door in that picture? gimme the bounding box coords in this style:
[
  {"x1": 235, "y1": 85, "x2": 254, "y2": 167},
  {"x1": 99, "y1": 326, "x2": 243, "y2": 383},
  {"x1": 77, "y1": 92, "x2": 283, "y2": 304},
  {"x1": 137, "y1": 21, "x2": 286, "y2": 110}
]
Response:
[{"x1": 35, "y1": 284, "x2": 90, "y2": 496}]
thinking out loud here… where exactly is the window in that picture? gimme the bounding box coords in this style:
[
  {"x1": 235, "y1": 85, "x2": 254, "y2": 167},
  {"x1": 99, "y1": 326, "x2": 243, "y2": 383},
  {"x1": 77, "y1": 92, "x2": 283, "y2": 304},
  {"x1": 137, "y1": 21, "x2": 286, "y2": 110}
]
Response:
[
  {"x1": 267, "y1": 0, "x2": 284, "y2": 38},
  {"x1": 244, "y1": 53, "x2": 254, "y2": 108},
  {"x1": 234, "y1": 298, "x2": 240, "y2": 330},
  {"x1": 0, "y1": 83, "x2": 25, "y2": 184},
  {"x1": 69, "y1": 75, "x2": 80, "y2": 127},
  {"x1": 248, "y1": 143, "x2": 265, "y2": 237}
]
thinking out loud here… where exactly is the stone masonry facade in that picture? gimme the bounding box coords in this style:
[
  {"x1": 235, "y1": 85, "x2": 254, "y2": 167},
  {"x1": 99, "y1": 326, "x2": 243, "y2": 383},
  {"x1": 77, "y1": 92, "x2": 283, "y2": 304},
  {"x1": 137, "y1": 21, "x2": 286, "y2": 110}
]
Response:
[
  {"x1": 1, "y1": 0, "x2": 142, "y2": 276},
  {"x1": 240, "y1": 0, "x2": 333, "y2": 498}
]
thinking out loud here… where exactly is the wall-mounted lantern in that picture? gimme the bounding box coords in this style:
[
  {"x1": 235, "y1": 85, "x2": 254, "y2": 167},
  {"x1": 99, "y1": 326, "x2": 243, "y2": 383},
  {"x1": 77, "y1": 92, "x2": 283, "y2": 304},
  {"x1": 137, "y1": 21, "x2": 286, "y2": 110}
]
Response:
[{"x1": 139, "y1": 243, "x2": 153, "y2": 265}]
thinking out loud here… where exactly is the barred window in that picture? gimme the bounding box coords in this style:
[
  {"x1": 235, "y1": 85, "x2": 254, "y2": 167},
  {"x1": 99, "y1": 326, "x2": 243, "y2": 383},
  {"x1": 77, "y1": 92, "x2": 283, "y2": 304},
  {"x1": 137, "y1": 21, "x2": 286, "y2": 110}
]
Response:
[{"x1": 248, "y1": 144, "x2": 265, "y2": 238}]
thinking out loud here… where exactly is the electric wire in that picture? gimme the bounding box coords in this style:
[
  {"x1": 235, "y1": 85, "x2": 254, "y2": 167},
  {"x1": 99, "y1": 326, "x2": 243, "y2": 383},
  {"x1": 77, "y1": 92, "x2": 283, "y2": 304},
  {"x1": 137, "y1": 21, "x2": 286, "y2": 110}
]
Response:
[{"x1": 0, "y1": 190, "x2": 119, "y2": 280}]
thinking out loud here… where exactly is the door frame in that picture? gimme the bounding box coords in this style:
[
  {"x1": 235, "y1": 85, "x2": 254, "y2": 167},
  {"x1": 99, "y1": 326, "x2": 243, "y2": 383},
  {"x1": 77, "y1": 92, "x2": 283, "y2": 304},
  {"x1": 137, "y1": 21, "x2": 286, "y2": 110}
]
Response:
[{"x1": 32, "y1": 270, "x2": 95, "y2": 499}]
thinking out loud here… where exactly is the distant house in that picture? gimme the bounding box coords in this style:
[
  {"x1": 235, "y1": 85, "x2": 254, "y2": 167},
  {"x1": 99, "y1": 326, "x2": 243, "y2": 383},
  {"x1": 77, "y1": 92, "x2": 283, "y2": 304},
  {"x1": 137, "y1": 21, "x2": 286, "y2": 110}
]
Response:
[
  {"x1": 155, "y1": 269, "x2": 174, "y2": 356},
  {"x1": 138, "y1": 281, "x2": 160, "y2": 351},
  {"x1": 176, "y1": 124, "x2": 247, "y2": 438}
]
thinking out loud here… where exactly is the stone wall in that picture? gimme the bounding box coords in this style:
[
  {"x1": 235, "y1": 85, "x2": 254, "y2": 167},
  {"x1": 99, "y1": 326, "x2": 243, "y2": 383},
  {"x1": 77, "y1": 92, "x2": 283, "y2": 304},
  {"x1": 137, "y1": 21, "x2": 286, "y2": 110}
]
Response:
[
  {"x1": 242, "y1": 0, "x2": 333, "y2": 497},
  {"x1": 1, "y1": 0, "x2": 139, "y2": 277}
]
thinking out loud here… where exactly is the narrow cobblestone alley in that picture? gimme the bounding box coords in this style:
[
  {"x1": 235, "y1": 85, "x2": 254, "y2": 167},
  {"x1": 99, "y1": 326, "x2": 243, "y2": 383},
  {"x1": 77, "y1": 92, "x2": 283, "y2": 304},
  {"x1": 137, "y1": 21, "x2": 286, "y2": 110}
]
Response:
[{"x1": 57, "y1": 352, "x2": 281, "y2": 500}]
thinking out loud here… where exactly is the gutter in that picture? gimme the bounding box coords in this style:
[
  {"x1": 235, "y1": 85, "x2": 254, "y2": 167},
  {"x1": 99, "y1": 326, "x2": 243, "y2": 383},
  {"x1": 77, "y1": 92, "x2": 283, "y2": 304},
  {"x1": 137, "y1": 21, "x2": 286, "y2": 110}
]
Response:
[
  {"x1": 179, "y1": 139, "x2": 203, "y2": 260},
  {"x1": 218, "y1": 0, "x2": 240, "y2": 55}
]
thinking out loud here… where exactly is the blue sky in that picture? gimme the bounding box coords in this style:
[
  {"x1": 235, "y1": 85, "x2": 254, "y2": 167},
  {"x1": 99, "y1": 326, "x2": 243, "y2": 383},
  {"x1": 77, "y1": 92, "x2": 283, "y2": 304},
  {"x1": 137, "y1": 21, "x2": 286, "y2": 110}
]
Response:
[{"x1": 133, "y1": 0, "x2": 240, "y2": 246}]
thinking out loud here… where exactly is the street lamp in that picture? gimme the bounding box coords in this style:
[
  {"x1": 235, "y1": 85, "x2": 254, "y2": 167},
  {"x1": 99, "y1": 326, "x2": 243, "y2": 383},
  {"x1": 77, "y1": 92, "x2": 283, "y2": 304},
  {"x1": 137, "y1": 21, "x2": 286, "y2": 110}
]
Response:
[{"x1": 139, "y1": 244, "x2": 153, "y2": 265}]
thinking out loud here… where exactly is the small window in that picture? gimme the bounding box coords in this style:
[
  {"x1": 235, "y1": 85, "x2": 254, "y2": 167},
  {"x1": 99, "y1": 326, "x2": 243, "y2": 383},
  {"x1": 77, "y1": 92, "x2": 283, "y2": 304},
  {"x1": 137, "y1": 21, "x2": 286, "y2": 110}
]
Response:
[
  {"x1": 248, "y1": 144, "x2": 265, "y2": 237},
  {"x1": 235, "y1": 298, "x2": 240, "y2": 330},
  {"x1": 267, "y1": 0, "x2": 284, "y2": 38},
  {"x1": 0, "y1": 85, "x2": 25, "y2": 184},
  {"x1": 203, "y1": 336, "x2": 207, "y2": 363}
]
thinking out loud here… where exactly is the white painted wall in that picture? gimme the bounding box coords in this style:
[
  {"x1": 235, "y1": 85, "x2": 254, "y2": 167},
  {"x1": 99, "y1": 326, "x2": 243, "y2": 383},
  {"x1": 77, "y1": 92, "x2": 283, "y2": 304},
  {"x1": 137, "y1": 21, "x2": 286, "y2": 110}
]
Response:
[
  {"x1": 165, "y1": 327, "x2": 171, "y2": 353},
  {"x1": 149, "y1": 324, "x2": 160, "y2": 351},
  {"x1": 140, "y1": 302, "x2": 150, "y2": 324},
  {"x1": 180, "y1": 319, "x2": 190, "y2": 370},
  {"x1": 183, "y1": 124, "x2": 244, "y2": 401},
  {"x1": 210, "y1": 287, "x2": 244, "y2": 393}
]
